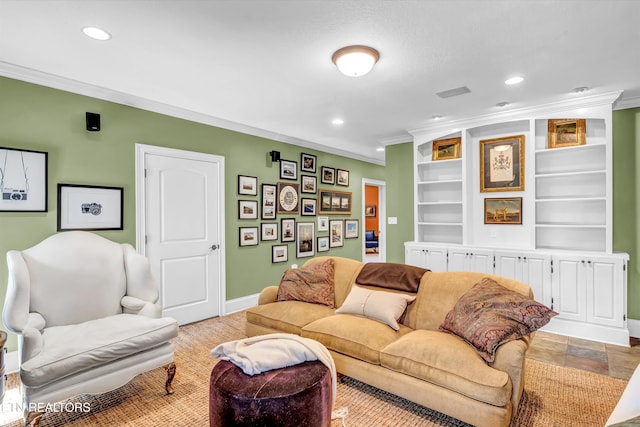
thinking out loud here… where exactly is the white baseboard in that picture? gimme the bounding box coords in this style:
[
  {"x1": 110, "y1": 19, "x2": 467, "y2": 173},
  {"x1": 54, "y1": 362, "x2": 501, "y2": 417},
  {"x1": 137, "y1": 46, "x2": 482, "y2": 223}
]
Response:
[
  {"x1": 224, "y1": 293, "x2": 259, "y2": 315},
  {"x1": 628, "y1": 318, "x2": 640, "y2": 338}
]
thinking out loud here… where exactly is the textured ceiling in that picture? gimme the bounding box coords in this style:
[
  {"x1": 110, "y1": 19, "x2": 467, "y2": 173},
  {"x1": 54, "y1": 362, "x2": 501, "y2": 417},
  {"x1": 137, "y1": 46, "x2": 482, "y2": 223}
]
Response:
[{"x1": 1, "y1": 0, "x2": 638, "y2": 164}]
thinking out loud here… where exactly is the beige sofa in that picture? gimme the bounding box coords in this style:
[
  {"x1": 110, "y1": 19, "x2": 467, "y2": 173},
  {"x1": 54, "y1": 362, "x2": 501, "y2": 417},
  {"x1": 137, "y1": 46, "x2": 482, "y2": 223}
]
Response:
[{"x1": 246, "y1": 256, "x2": 539, "y2": 427}]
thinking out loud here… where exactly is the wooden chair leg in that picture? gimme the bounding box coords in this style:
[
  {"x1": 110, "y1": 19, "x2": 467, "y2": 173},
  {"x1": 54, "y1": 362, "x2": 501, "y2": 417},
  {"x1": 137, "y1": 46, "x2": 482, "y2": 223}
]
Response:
[
  {"x1": 164, "y1": 362, "x2": 176, "y2": 394},
  {"x1": 25, "y1": 410, "x2": 45, "y2": 427}
]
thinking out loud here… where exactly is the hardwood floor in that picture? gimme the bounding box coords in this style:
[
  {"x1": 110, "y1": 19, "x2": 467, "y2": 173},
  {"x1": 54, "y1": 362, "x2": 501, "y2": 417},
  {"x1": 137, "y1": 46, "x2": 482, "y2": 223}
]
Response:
[{"x1": 526, "y1": 331, "x2": 640, "y2": 380}]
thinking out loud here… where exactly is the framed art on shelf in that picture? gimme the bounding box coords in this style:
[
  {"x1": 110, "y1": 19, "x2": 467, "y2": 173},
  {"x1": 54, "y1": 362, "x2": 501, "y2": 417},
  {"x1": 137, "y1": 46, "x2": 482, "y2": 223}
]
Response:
[
  {"x1": 0, "y1": 147, "x2": 48, "y2": 212},
  {"x1": 317, "y1": 216, "x2": 329, "y2": 232},
  {"x1": 345, "y1": 219, "x2": 359, "y2": 238},
  {"x1": 336, "y1": 169, "x2": 349, "y2": 186},
  {"x1": 280, "y1": 159, "x2": 298, "y2": 180},
  {"x1": 261, "y1": 184, "x2": 277, "y2": 219},
  {"x1": 329, "y1": 219, "x2": 343, "y2": 248},
  {"x1": 239, "y1": 226, "x2": 259, "y2": 247},
  {"x1": 321, "y1": 166, "x2": 335, "y2": 185},
  {"x1": 301, "y1": 198, "x2": 317, "y2": 216},
  {"x1": 301, "y1": 153, "x2": 317, "y2": 173},
  {"x1": 281, "y1": 218, "x2": 295, "y2": 242},
  {"x1": 272, "y1": 244, "x2": 288, "y2": 263},
  {"x1": 296, "y1": 222, "x2": 315, "y2": 258},
  {"x1": 432, "y1": 137, "x2": 461, "y2": 161},
  {"x1": 277, "y1": 182, "x2": 299, "y2": 214},
  {"x1": 484, "y1": 197, "x2": 522, "y2": 225},
  {"x1": 261, "y1": 222, "x2": 278, "y2": 241},
  {"x1": 317, "y1": 236, "x2": 329, "y2": 252},
  {"x1": 548, "y1": 119, "x2": 586, "y2": 148},
  {"x1": 238, "y1": 175, "x2": 257, "y2": 195},
  {"x1": 238, "y1": 200, "x2": 258, "y2": 219},
  {"x1": 480, "y1": 134, "x2": 525, "y2": 192},
  {"x1": 319, "y1": 189, "x2": 352, "y2": 214},
  {"x1": 57, "y1": 184, "x2": 123, "y2": 231},
  {"x1": 301, "y1": 175, "x2": 317, "y2": 194}
]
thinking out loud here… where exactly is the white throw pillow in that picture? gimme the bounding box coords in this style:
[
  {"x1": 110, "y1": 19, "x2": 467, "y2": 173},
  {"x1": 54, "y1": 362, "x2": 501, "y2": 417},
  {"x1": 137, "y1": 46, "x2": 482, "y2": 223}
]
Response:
[{"x1": 335, "y1": 285, "x2": 416, "y2": 330}]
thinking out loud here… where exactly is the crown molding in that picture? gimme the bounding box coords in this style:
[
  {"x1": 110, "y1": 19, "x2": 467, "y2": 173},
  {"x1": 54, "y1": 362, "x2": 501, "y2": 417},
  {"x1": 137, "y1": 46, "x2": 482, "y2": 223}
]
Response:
[
  {"x1": 614, "y1": 95, "x2": 640, "y2": 110},
  {"x1": 0, "y1": 61, "x2": 385, "y2": 166}
]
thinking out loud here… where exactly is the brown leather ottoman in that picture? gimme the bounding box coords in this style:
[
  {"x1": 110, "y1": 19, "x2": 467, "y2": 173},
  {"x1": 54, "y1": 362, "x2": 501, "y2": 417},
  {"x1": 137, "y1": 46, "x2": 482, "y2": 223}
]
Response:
[{"x1": 209, "y1": 360, "x2": 332, "y2": 427}]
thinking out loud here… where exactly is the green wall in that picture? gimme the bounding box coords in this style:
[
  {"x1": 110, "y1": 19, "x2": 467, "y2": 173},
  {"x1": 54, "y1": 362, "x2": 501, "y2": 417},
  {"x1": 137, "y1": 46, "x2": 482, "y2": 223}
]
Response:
[
  {"x1": 384, "y1": 142, "x2": 414, "y2": 263},
  {"x1": 0, "y1": 76, "x2": 387, "y2": 351}
]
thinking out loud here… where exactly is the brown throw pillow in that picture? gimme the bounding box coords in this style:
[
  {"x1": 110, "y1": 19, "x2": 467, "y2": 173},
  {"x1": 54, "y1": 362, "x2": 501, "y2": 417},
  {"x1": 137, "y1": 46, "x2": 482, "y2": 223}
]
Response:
[
  {"x1": 439, "y1": 277, "x2": 557, "y2": 363},
  {"x1": 276, "y1": 259, "x2": 335, "y2": 308}
]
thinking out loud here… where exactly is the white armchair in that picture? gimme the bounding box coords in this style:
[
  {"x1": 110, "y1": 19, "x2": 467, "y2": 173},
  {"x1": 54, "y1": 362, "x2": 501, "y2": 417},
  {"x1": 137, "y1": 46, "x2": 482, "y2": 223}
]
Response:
[{"x1": 3, "y1": 231, "x2": 179, "y2": 427}]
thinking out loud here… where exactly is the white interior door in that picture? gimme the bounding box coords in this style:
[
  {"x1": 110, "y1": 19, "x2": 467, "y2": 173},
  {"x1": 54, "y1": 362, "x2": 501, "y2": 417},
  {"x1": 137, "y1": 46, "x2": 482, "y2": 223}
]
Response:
[{"x1": 137, "y1": 145, "x2": 225, "y2": 325}]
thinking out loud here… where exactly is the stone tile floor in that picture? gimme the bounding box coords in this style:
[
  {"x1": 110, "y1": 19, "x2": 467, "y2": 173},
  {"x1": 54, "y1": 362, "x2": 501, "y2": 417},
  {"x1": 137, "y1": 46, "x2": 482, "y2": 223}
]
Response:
[{"x1": 527, "y1": 331, "x2": 640, "y2": 380}]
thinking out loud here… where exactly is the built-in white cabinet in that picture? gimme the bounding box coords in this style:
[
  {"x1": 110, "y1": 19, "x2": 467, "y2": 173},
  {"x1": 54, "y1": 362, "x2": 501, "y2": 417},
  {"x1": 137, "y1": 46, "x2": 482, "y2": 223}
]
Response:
[
  {"x1": 405, "y1": 244, "x2": 448, "y2": 272},
  {"x1": 494, "y1": 250, "x2": 551, "y2": 306},
  {"x1": 448, "y1": 247, "x2": 493, "y2": 274}
]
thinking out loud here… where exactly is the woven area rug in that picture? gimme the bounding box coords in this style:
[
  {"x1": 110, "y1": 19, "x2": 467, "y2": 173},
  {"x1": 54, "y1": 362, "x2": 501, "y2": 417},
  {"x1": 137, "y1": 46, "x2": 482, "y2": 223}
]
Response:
[{"x1": 0, "y1": 311, "x2": 627, "y2": 427}]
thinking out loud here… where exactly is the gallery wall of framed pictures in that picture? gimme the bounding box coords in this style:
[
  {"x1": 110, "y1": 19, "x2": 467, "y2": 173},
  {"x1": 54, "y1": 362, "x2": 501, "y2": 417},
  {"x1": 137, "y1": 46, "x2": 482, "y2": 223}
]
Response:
[{"x1": 235, "y1": 151, "x2": 360, "y2": 263}]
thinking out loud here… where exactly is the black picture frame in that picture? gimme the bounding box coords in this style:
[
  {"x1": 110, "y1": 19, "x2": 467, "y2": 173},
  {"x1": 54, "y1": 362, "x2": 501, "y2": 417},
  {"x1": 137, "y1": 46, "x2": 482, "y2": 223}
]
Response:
[
  {"x1": 321, "y1": 166, "x2": 335, "y2": 185},
  {"x1": 261, "y1": 183, "x2": 277, "y2": 220},
  {"x1": 57, "y1": 183, "x2": 123, "y2": 231},
  {"x1": 238, "y1": 199, "x2": 258, "y2": 220},
  {"x1": 301, "y1": 175, "x2": 317, "y2": 194},
  {"x1": 272, "y1": 244, "x2": 289, "y2": 263},
  {"x1": 280, "y1": 159, "x2": 298, "y2": 180},
  {"x1": 337, "y1": 169, "x2": 350, "y2": 186},
  {"x1": 0, "y1": 147, "x2": 48, "y2": 212},
  {"x1": 301, "y1": 198, "x2": 317, "y2": 216},
  {"x1": 238, "y1": 175, "x2": 258, "y2": 196},
  {"x1": 301, "y1": 153, "x2": 317, "y2": 173},
  {"x1": 239, "y1": 226, "x2": 259, "y2": 247},
  {"x1": 281, "y1": 218, "x2": 296, "y2": 242},
  {"x1": 261, "y1": 222, "x2": 278, "y2": 241}
]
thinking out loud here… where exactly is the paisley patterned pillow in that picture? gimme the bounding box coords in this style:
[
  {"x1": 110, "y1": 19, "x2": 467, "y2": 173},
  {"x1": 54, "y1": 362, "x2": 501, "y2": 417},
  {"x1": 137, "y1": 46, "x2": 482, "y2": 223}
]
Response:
[
  {"x1": 439, "y1": 277, "x2": 557, "y2": 362},
  {"x1": 276, "y1": 259, "x2": 335, "y2": 308}
]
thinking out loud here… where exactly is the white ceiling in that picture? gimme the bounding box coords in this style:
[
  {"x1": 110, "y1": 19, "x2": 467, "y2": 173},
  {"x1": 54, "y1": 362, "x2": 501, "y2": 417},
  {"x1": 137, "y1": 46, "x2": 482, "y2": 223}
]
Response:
[{"x1": 1, "y1": 0, "x2": 639, "y2": 164}]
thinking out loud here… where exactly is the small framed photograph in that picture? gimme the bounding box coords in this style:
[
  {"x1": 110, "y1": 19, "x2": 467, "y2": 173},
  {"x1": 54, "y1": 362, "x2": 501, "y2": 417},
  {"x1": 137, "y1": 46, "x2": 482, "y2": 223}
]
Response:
[
  {"x1": 484, "y1": 197, "x2": 523, "y2": 225},
  {"x1": 329, "y1": 219, "x2": 344, "y2": 248},
  {"x1": 432, "y1": 137, "x2": 461, "y2": 161},
  {"x1": 480, "y1": 134, "x2": 525, "y2": 192},
  {"x1": 261, "y1": 222, "x2": 278, "y2": 241},
  {"x1": 301, "y1": 153, "x2": 317, "y2": 173},
  {"x1": 301, "y1": 175, "x2": 317, "y2": 194},
  {"x1": 239, "y1": 226, "x2": 259, "y2": 246},
  {"x1": 345, "y1": 219, "x2": 359, "y2": 238},
  {"x1": 548, "y1": 119, "x2": 586, "y2": 148},
  {"x1": 317, "y1": 216, "x2": 329, "y2": 232},
  {"x1": 280, "y1": 159, "x2": 298, "y2": 180},
  {"x1": 281, "y1": 218, "x2": 296, "y2": 242},
  {"x1": 337, "y1": 169, "x2": 350, "y2": 186},
  {"x1": 238, "y1": 200, "x2": 258, "y2": 220},
  {"x1": 57, "y1": 184, "x2": 123, "y2": 231},
  {"x1": 365, "y1": 205, "x2": 376, "y2": 217},
  {"x1": 238, "y1": 175, "x2": 258, "y2": 195},
  {"x1": 272, "y1": 244, "x2": 289, "y2": 263},
  {"x1": 277, "y1": 182, "x2": 299, "y2": 214},
  {"x1": 317, "y1": 236, "x2": 330, "y2": 252},
  {"x1": 0, "y1": 147, "x2": 48, "y2": 212},
  {"x1": 296, "y1": 222, "x2": 315, "y2": 258},
  {"x1": 261, "y1": 184, "x2": 277, "y2": 220},
  {"x1": 321, "y1": 166, "x2": 335, "y2": 184},
  {"x1": 301, "y1": 198, "x2": 317, "y2": 216}
]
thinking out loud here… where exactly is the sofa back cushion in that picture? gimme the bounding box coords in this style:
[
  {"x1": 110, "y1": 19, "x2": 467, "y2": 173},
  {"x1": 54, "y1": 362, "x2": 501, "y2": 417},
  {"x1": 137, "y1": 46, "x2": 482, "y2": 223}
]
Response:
[
  {"x1": 302, "y1": 256, "x2": 364, "y2": 307},
  {"x1": 414, "y1": 271, "x2": 533, "y2": 331}
]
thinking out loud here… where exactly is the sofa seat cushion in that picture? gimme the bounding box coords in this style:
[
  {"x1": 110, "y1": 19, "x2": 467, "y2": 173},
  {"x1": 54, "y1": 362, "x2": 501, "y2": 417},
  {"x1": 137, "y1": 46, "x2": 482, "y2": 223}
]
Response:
[
  {"x1": 21, "y1": 313, "x2": 178, "y2": 387},
  {"x1": 380, "y1": 329, "x2": 512, "y2": 407},
  {"x1": 301, "y1": 314, "x2": 413, "y2": 365},
  {"x1": 246, "y1": 301, "x2": 334, "y2": 335}
]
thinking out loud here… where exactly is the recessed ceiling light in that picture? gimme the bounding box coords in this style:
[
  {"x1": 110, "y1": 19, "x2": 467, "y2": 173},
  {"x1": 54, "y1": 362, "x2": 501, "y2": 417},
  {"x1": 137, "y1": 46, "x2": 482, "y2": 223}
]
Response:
[
  {"x1": 376, "y1": 147, "x2": 385, "y2": 152},
  {"x1": 331, "y1": 118, "x2": 344, "y2": 125},
  {"x1": 82, "y1": 26, "x2": 111, "y2": 41},
  {"x1": 504, "y1": 76, "x2": 524, "y2": 85},
  {"x1": 496, "y1": 101, "x2": 510, "y2": 108},
  {"x1": 572, "y1": 86, "x2": 589, "y2": 94}
]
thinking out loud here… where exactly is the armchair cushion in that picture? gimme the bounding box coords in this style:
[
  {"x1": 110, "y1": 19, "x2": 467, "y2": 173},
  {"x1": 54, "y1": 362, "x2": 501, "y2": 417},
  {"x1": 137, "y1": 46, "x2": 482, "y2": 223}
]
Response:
[{"x1": 20, "y1": 313, "x2": 178, "y2": 387}]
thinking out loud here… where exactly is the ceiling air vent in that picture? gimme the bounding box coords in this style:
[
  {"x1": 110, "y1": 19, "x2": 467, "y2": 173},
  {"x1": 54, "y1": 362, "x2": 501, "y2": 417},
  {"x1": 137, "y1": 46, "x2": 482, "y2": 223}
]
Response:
[{"x1": 436, "y1": 86, "x2": 471, "y2": 99}]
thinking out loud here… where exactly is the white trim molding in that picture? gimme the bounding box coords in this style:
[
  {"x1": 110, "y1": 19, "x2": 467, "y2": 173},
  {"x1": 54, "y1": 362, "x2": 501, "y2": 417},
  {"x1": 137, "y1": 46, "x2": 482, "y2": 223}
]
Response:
[{"x1": 628, "y1": 318, "x2": 640, "y2": 339}]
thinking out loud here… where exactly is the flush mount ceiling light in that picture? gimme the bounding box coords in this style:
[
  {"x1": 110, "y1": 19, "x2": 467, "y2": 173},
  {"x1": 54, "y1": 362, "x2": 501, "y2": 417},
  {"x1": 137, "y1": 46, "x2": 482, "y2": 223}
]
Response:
[
  {"x1": 496, "y1": 101, "x2": 510, "y2": 108},
  {"x1": 572, "y1": 86, "x2": 589, "y2": 94},
  {"x1": 332, "y1": 45, "x2": 379, "y2": 77},
  {"x1": 331, "y1": 118, "x2": 345, "y2": 125},
  {"x1": 82, "y1": 26, "x2": 111, "y2": 41},
  {"x1": 504, "y1": 76, "x2": 524, "y2": 85}
]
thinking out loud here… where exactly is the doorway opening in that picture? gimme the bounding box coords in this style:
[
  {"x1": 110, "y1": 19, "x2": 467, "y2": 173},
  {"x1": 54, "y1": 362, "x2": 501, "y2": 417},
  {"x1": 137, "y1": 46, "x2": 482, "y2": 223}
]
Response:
[{"x1": 362, "y1": 178, "x2": 386, "y2": 263}]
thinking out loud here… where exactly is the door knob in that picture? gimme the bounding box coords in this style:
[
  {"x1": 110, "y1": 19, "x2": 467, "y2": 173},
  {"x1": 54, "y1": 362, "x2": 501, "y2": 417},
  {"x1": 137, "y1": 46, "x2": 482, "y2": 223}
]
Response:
[{"x1": 210, "y1": 244, "x2": 219, "y2": 251}]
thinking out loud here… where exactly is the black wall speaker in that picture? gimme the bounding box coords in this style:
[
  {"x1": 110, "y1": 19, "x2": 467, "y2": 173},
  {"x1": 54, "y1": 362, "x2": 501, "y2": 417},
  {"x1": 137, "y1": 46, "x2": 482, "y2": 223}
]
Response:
[
  {"x1": 86, "y1": 112, "x2": 101, "y2": 131},
  {"x1": 269, "y1": 150, "x2": 281, "y2": 162}
]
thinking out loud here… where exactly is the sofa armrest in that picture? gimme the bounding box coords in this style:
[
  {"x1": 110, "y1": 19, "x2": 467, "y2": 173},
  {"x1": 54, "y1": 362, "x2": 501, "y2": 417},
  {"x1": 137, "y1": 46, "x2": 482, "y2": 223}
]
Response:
[
  {"x1": 258, "y1": 286, "x2": 279, "y2": 305},
  {"x1": 121, "y1": 295, "x2": 162, "y2": 318},
  {"x1": 490, "y1": 337, "x2": 529, "y2": 413}
]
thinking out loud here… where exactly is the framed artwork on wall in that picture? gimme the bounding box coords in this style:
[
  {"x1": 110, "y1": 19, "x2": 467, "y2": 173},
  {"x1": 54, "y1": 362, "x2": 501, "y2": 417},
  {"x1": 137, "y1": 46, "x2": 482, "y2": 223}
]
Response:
[
  {"x1": 301, "y1": 153, "x2": 317, "y2": 173},
  {"x1": 301, "y1": 175, "x2": 317, "y2": 194},
  {"x1": 319, "y1": 189, "x2": 352, "y2": 214},
  {"x1": 277, "y1": 182, "x2": 299, "y2": 214},
  {"x1": 317, "y1": 216, "x2": 329, "y2": 231},
  {"x1": 329, "y1": 219, "x2": 343, "y2": 248},
  {"x1": 238, "y1": 175, "x2": 258, "y2": 195},
  {"x1": 280, "y1": 159, "x2": 298, "y2": 180},
  {"x1": 336, "y1": 169, "x2": 349, "y2": 186},
  {"x1": 239, "y1": 226, "x2": 259, "y2": 246},
  {"x1": 261, "y1": 184, "x2": 277, "y2": 219},
  {"x1": 281, "y1": 218, "x2": 295, "y2": 242},
  {"x1": 272, "y1": 244, "x2": 289, "y2": 263},
  {"x1": 480, "y1": 134, "x2": 525, "y2": 192},
  {"x1": 548, "y1": 119, "x2": 586, "y2": 148},
  {"x1": 296, "y1": 222, "x2": 315, "y2": 258},
  {"x1": 317, "y1": 236, "x2": 329, "y2": 252},
  {"x1": 57, "y1": 184, "x2": 123, "y2": 231},
  {"x1": 301, "y1": 198, "x2": 317, "y2": 216},
  {"x1": 321, "y1": 166, "x2": 335, "y2": 185},
  {"x1": 0, "y1": 147, "x2": 48, "y2": 212},
  {"x1": 238, "y1": 199, "x2": 258, "y2": 219},
  {"x1": 345, "y1": 219, "x2": 359, "y2": 238},
  {"x1": 432, "y1": 137, "x2": 461, "y2": 161},
  {"x1": 261, "y1": 222, "x2": 278, "y2": 241},
  {"x1": 484, "y1": 197, "x2": 522, "y2": 225}
]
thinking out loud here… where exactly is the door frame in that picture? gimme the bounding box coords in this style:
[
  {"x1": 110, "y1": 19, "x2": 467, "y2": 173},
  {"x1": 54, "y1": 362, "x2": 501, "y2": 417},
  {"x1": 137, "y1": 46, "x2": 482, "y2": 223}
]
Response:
[
  {"x1": 135, "y1": 143, "x2": 226, "y2": 316},
  {"x1": 361, "y1": 178, "x2": 386, "y2": 261}
]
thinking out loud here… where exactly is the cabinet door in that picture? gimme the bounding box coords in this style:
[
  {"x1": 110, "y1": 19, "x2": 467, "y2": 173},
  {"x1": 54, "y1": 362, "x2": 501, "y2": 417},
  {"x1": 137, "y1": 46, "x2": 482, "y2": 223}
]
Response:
[
  {"x1": 405, "y1": 244, "x2": 448, "y2": 272},
  {"x1": 494, "y1": 251, "x2": 523, "y2": 282},
  {"x1": 469, "y1": 249, "x2": 494, "y2": 274},
  {"x1": 405, "y1": 246, "x2": 427, "y2": 268},
  {"x1": 447, "y1": 248, "x2": 468, "y2": 272},
  {"x1": 495, "y1": 251, "x2": 551, "y2": 305},
  {"x1": 587, "y1": 256, "x2": 625, "y2": 328},
  {"x1": 425, "y1": 246, "x2": 448, "y2": 272},
  {"x1": 552, "y1": 255, "x2": 587, "y2": 322}
]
